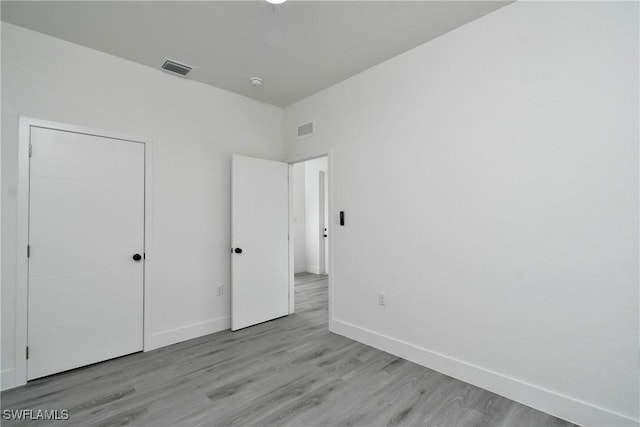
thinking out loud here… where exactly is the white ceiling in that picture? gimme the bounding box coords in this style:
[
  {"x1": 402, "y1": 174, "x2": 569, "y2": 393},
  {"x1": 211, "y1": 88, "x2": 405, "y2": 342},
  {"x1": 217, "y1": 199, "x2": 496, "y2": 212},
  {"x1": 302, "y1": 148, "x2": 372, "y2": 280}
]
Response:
[{"x1": 1, "y1": 1, "x2": 511, "y2": 107}]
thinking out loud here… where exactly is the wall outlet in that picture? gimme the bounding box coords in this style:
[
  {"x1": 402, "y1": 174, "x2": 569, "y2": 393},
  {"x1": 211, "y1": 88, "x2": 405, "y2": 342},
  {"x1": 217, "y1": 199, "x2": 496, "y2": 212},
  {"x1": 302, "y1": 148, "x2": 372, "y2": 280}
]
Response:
[
  {"x1": 378, "y1": 292, "x2": 386, "y2": 306},
  {"x1": 217, "y1": 285, "x2": 224, "y2": 296}
]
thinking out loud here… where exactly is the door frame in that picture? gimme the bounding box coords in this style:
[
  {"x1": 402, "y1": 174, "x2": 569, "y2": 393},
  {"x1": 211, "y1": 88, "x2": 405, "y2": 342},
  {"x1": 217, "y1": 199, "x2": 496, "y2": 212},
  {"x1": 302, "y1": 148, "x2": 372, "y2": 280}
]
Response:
[
  {"x1": 287, "y1": 152, "x2": 333, "y2": 331},
  {"x1": 15, "y1": 117, "x2": 153, "y2": 387}
]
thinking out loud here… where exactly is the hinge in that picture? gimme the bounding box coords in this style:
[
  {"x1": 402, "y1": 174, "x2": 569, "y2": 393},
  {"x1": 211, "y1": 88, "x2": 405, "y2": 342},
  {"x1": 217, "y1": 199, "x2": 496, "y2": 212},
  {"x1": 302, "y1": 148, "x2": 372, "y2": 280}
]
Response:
[
  {"x1": 29, "y1": 144, "x2": 32, "y2": 157},
  {"x1": 27, "y1": 245, "x2": 30, "y2": 258},
  {"x1": 26, "y1": 346, "x2": 29, "y2": 360}
]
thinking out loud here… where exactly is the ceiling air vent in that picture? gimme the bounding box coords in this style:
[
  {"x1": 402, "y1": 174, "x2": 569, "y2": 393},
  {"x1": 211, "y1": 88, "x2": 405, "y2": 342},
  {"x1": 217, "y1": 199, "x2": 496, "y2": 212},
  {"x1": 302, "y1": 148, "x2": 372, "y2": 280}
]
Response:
[
  {"x1": 161, "y1": 58, "x2": 193, "y2": 76},
  {"x1": 297, "y1": 121, "x2": 315, "y2": 139}
]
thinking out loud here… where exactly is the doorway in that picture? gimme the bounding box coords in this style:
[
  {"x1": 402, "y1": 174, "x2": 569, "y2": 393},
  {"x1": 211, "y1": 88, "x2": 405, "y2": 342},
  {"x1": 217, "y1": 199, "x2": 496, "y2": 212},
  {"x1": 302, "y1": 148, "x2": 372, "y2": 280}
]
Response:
[
  {"x1": 291, "y1": 156, "x2": 329, "y2": 315},
  {"x1": 230, "y1": 154, "x2": 330, "y2": 330}
]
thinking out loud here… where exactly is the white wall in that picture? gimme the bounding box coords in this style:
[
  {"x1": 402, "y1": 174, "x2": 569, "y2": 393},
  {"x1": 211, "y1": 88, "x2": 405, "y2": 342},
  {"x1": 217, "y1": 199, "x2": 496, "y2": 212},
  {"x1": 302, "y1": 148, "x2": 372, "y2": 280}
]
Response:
[
  {"x1": 284, "y1": 2, "x2": 639, "y2": 426},
  {"x1": 292, "y1": 162, "x2": 306, "y2": 273},
  {"x1": 1, "y1": 23, "x2": 284, "y2": 388},
  {"x1": 303, "y1": 156, "x2": 327, "y2": 274}
]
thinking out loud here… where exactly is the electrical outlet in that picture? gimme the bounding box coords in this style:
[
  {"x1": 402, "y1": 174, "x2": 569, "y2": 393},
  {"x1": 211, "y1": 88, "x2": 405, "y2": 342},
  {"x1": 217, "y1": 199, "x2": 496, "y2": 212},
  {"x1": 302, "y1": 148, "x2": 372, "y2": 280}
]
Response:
[
  {"x1": 378, "y1": 292, "x2": 386, "y2": 306},
  {"x1": 217, "y1": 285, "x2": 224, "y2": 296}
]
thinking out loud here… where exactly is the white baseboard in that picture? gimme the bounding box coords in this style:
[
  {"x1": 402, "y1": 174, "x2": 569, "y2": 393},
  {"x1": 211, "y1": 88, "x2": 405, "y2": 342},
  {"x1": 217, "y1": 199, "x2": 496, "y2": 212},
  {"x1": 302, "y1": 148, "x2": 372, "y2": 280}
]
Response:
[
  {"x1": 1, "y1": 318, "x2": 231, "y2": 391},
  {"x1": 332, "y1": 319, "x2": 638, "y2": 427},
  {"x1": 306, "y1": 265, "x2": 321, "y2": 274},
  {"x1": 1, "y1": 368, "x2": 16, "y2": 391},
  {"x1": 146, "y1": 316, "x2": 230, "y2": 351}
]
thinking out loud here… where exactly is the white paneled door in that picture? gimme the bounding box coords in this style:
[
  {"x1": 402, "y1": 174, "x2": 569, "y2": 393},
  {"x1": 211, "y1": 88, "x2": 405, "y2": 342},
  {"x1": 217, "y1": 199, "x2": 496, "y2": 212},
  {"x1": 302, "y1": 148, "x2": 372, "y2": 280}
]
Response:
[
  {"x1": 27, "y1": 127, "x2": 144, "y2": 380},
  {"x1": 231, "y1": 155, "x2": 289, "y2": 331}
]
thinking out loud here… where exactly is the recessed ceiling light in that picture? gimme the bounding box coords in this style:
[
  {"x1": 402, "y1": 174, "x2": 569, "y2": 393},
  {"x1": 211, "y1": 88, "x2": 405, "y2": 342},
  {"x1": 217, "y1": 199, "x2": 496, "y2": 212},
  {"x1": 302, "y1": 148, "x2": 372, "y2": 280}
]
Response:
[
  {"x1": 250, "y1": 77, "x2": 263, "y2": 87},
  {"x1": 266, "y1": 0, "x2": 287, "y2": 4}
]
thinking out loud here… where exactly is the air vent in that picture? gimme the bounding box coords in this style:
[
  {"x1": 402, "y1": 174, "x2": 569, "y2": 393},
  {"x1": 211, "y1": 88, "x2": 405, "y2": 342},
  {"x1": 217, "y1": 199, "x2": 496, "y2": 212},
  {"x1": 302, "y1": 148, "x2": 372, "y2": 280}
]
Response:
[
  {"x1": 161, "y1": 58, "x2": 193, "y2": 76},
  {"x1": 297, "y1": 121, "x2": 315, "y2": 139}
]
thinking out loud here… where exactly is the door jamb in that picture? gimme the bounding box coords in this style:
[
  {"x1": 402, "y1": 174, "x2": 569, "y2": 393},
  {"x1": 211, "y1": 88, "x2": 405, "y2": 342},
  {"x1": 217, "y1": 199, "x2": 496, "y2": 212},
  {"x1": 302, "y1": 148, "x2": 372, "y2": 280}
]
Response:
[
  {"x1": 15, "y1": 117, "x2": 153, "y2": 387},
  {"x1": 287, "y1": 152, "x2": 333, "y2": 331}
]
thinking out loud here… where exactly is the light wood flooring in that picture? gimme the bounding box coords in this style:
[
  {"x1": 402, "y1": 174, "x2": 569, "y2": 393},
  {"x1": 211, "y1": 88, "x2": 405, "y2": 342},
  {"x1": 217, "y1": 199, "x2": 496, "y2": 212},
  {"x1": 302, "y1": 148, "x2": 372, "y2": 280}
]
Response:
[{"x1": 1, "y1": 273, "x2": 577, "y2": 427}]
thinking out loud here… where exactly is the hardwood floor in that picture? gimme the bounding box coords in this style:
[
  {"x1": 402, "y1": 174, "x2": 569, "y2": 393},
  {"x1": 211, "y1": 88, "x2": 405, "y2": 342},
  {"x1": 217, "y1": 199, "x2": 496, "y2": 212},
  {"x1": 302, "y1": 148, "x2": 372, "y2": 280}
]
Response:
[{"x1": 1, "y1": 273, "x2": 577, "y2": 427}]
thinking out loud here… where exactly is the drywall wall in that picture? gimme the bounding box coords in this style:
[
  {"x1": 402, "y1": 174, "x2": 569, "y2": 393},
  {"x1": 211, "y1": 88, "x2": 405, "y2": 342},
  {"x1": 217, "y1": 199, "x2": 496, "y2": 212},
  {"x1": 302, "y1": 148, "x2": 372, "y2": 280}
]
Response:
[
  {"x1": 304, "y1": 157, "x2": 328, "y2": 274},
  {"x1": 293, "y1": 162, "x2": 306, "y2": 273},
  {"x1": 284, "y1": 2, "x2": 639, "y2": 426},
  {"x1": 1, "y1": 23, "x2": 284, "y2": 388}
]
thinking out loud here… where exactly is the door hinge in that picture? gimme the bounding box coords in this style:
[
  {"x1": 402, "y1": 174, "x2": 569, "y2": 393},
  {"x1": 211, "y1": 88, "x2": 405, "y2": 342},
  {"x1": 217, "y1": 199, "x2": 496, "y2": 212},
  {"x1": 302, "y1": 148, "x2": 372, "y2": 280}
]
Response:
[
  {"x1": 26, "y1": 346, "x2": 29, "y2": 360},
  {"x1": 29, "y1": 144, "x2": 32, "y2": 157},
  {"x1": 27, "y1": 245, "x2": 30, "y2": 258}
]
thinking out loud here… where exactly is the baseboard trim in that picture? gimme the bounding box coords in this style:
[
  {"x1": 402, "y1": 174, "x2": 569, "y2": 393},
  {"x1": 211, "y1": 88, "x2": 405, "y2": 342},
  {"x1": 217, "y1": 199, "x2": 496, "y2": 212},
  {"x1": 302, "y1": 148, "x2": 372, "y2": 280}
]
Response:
[
  {"x1": 306, "y1": 265, "x2": 321, "y2": 275},
  {"x1": 332, "y1": 319, "x2": 638, "y2": 427},
  {"x1": 146, "y1": 316, "x2": 230, "y2": 351},
  {"x1": 1, "y1": 368, "x2": 16, "y2": 391}
]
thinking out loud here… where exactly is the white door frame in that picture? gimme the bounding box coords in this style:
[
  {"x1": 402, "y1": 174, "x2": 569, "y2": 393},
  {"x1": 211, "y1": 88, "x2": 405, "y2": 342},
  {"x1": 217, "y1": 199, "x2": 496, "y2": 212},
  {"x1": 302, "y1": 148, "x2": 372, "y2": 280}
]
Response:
[
  {"x1": 15, "y1": 117, "x2": 153, "y2": 387},
  {"x1": 287, "y1": 152, "x2": 333, "y2": 331}
]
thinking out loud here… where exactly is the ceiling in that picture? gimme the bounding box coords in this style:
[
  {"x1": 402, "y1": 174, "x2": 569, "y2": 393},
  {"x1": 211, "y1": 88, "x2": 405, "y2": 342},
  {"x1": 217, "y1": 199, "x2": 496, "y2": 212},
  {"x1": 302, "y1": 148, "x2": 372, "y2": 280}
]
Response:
[{"x1": 1, "y1": 1, "x2": 511, "y2": 107}]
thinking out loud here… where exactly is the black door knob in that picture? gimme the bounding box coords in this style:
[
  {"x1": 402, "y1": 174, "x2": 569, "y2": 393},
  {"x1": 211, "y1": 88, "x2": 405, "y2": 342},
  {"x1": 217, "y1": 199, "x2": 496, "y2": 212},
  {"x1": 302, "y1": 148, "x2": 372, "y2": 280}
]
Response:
[
  {"x1": 234, "y1": 248, "x2": 243, "y2": 254},
  {"x1": 132, "y1": 253, "x2": 142, "y2": 261}
]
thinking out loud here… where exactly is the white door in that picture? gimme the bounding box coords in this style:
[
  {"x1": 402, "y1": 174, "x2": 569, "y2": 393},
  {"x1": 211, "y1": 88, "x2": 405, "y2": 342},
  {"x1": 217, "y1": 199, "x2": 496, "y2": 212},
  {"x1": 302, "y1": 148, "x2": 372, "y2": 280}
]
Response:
[
  {"x1": 231, "y1": 155, "x2": 289, "y2": 331},
  {"x1": 28, "y1": 127, "x2": 144, "y2": 380},
  {"x1": 318, "y1": 170, "x2": 326, "y2": 275},
  {"x1": 323, "y1": 170, "x2": 329, "y2": 274}
]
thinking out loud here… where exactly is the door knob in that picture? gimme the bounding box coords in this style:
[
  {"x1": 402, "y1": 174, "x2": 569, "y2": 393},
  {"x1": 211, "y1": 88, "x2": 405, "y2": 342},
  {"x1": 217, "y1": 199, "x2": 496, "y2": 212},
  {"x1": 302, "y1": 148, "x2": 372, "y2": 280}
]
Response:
[
  {"x1": 234, "y1": 248, "x2": 243, "y2": 254},
  {"x1": 132, "y1": 253, "x2": 142, "y2": 261}
]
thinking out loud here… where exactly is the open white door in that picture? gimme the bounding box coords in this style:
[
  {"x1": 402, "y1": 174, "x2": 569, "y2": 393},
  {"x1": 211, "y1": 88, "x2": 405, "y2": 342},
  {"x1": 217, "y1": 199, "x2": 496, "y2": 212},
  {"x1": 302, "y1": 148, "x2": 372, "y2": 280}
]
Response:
[
  {"x1": 318, "y1": 170, "x2": 326, "y2": 275},
  {"x1": 231, "y1": 155, "x2": 289, "y2": 331}
]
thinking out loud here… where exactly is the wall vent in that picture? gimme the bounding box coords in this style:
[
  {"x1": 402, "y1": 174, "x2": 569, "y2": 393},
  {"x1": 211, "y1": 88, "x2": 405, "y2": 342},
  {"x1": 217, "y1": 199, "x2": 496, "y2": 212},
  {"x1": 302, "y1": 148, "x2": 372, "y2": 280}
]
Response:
[
  {"x1": 161, "y1": 58, "x2": 193, "y2": 76},
  {"x1": 297, "y1": 121, "x2": 315, "y2": 139}
]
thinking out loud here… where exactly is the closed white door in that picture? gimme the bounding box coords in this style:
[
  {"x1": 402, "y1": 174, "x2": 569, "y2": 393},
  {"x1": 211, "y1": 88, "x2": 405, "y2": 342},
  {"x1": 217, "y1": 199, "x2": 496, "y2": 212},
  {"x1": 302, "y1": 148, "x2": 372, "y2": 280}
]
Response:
[
  {"x1": 231, "y1": 155, "x2": 289, "y2": 331},
  {"x1": 28, "y1": 127, "x2": 144, "y2": 380},
  {"x1": 318, "y1": 170, "x2": 326, "y2": 275}
]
